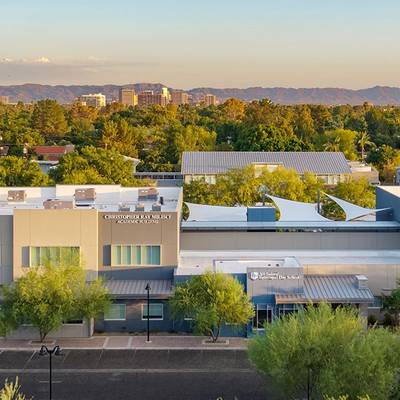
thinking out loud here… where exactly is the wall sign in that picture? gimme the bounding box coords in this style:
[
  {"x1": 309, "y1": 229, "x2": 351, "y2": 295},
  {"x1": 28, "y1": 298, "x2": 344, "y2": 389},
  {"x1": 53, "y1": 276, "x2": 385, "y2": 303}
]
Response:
[
  {"x1": 249, "y1": 271, "x2": 300, "y2": 281},
  {"x1": 103, "y1": 214, "x2": 172, "y2": 224}
]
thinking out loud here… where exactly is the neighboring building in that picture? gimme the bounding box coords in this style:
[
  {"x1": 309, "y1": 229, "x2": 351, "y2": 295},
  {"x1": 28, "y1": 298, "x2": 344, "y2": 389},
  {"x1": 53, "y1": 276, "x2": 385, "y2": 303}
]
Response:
[
  {"x1": 170, "y1": 91, "x2": 189, "y2": 105},
  {"x1": 0, "y1": 96, "x2": 9, "y2": 104},
  {"x1": 202, "y1": 94, "x2": 217, "y2": 106},
  {"x1": 119, "y1": 88, "x2": 138, "y2": 107},
  {"x1": 138, "y1": 88, "x2": 170, "y2": 107},
  {"x1": 78, "y1": 93, "x2": 106, "y2": 108},
  {"x1": 348, "y1": 161, "x2": 380, "y2": 185},
  {"x1": 33, "y1": 144, "x2": 75, "y2": 161},
  {"x1": 31, "y1": 160, "x2": 59, "y2": 174},
  {"x1": 181, "y1": 151, "x2": 352, "y2": 184}
]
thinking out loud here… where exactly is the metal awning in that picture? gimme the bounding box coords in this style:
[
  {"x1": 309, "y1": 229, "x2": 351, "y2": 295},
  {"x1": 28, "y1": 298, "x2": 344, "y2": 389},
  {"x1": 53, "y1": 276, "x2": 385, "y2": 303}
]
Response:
[
  {"x1": 275, "y1": 275, "x2": 374, "y2": 304},
  {"x1": 104, "y1": 279, "x2": 173, "y2": 299}
]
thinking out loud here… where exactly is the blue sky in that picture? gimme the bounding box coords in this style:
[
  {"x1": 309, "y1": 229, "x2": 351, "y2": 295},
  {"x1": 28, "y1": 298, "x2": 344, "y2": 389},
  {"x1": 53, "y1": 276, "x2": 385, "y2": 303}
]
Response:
[{"x1": 1, "y1": 0, "x2": 400, "y2": 88}]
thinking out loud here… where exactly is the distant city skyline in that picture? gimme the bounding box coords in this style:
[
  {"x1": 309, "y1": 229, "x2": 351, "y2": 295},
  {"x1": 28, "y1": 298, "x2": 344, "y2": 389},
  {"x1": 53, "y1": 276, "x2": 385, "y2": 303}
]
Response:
[{"x1": 1, "y1": 0, "x2": 400, "y2": 89}]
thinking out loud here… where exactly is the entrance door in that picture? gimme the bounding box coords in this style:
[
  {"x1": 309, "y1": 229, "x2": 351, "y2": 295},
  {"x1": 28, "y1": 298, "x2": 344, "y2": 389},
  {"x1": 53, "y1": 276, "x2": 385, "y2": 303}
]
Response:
[{"x1": 253, "y1": 304, "x2": 273, "y2": 330}]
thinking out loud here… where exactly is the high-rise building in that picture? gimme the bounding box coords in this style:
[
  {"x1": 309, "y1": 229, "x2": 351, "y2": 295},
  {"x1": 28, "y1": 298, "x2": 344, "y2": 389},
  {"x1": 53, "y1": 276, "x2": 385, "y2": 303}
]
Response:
[
  {"x1": 78, "y1": 93, "x2": 106, "y2": 108},
  {"x1": 138, "y1": 88, "x2": 170, "y2": 107},
  {"x1": 0, "y1": 96, "x2": 9, "y2": 105},
  {"x1": 203, "y1": 94, "x2": 217, "y2": 107},
  {"x1": 119, "y1": 88, "x2": 138, "y2": 107},
  {"x1": 171, "y1": 91, "x2": 189, "y2": 106}
]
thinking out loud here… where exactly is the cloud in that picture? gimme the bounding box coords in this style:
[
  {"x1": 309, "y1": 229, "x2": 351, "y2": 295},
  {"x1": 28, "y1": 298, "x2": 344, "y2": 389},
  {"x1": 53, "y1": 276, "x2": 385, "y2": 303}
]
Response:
[{"x1": 33, "y1": 57, "x2": 51, "y2": 64}]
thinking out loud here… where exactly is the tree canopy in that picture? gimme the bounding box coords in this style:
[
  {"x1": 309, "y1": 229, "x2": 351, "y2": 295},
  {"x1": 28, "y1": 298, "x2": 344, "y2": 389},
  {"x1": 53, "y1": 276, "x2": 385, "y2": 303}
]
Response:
[
  {"x1": 169, "y1": 272, "x2": 254, "y2": 342},
  {"x1": 248, "y1": 303, "x2": 400, "y2": 400}
]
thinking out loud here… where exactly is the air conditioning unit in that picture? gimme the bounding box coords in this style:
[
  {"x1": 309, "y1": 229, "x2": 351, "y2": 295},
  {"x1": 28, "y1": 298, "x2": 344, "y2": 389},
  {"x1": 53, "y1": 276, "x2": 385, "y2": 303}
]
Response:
[
  {"x1": 43, "y1": 199, "x2": 74, "y2": 210},
  {"x1": 119, "y1": 204, "x2": 131, "y2": 212},
  {"x1": 147, "y1": 187, "x2": 159, "y2": 201},
  {"x1": 7, "y1": 190, "x2": 26, "y2": 202},
  {"x1": 152, "y1": 203, "x2": 162, "y2": 211},
  {"x1": 135, "y1": 203, "x2": 145, "y2": 211},
  {"x1": 75, "y1": 188, "x2": 96, "y2": 204}
]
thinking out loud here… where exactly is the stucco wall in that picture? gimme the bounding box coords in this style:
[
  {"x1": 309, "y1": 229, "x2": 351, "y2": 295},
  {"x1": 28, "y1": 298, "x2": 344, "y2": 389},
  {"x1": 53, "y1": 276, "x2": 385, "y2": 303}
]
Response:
[
  {"x1": 13, "y1": 209, "x2": 99, "y2": 279},
  {"x1": 0, "y1": 215, "x2": 13, "y2": 284}
]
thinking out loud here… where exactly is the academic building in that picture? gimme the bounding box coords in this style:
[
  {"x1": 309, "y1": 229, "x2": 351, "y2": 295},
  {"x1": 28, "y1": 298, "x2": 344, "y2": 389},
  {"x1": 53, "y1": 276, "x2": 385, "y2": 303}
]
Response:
[{"x1": 1, "y1": 184, "x2": 400, "y2": 338}]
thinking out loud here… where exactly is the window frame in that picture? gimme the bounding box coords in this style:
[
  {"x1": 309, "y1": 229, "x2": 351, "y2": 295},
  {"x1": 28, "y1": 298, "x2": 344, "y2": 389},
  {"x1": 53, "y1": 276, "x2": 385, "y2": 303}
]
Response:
[
  {"x1": 141, "y1": 303, "x2": 164, "y2": 321},
  {"x1": 29, "y1": 246, "x2": 80, "y2": 267},
  {"x1": 104, "y1": 304, "x2": 127, "y2": 321}
]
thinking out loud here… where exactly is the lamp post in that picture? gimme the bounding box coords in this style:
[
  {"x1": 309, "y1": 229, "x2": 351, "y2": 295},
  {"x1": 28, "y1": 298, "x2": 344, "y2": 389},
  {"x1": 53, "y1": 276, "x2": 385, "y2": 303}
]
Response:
[
  {"x1": 39, "y1": 345, "x2": 63, "y2": 400},
  {"x1": 145, "y1": 283, "x2": 151, "y2": 342}
]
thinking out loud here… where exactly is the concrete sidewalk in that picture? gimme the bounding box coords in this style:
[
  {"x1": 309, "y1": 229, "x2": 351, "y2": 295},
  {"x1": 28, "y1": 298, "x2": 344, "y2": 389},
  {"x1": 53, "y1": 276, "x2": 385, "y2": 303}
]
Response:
[{"x1": 0, "y1": 335, "x2": 248, "y2": 350}]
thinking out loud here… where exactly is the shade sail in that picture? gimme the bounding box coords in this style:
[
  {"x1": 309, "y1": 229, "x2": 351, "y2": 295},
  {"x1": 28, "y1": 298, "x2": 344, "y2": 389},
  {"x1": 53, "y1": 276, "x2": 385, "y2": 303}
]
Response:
[
  {"x1": 267, "y1": 194, "x2": 330, "y2": 222},
  {"x1": 324, "y1": 193, "x2": 390, "y2": 221},
  {"x1": 185, "y1": 202, "x2": 248, "y2": 222}
]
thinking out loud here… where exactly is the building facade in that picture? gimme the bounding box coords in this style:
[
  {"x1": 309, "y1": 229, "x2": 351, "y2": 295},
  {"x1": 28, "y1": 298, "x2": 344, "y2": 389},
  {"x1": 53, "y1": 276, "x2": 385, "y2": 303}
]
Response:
[
  {"x1": 138, "y1": 88, "x2": 170, "y2": 107},
  {"x1": 78, "y1": 93, "x2": 106, "y2": 108},
  {"x1": 170, "y1": 91, "x2": 189, "y2": 105},
  {"x1": 2, "y1": 184, "x2": 400, "y2": 338},
  {"x1": 119, "y1": 88, "x2": 138, "y2": 107},
  {"x1": 0, "y1": 96, "x2": 9, "y2": 105}
]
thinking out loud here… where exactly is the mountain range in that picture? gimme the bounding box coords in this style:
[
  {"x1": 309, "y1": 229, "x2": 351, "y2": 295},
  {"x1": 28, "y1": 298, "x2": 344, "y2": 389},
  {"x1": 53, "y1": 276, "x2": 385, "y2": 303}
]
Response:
[{"x1": 1, "y1": 84, "x2": 400, "y2": 105}]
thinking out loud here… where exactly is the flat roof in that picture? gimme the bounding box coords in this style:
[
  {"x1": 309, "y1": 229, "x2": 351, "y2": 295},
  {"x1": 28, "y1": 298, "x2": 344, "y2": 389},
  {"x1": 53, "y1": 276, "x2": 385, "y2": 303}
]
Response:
[
  {"x1": 0, "y1": 185, "x2": 182, "y2": 215},
  {"x1": 181, "y1": 220, "x2": 400, "y2": 231},
  {"x1": 181, "y1": 151, "x2": 351, "y2": 175}
]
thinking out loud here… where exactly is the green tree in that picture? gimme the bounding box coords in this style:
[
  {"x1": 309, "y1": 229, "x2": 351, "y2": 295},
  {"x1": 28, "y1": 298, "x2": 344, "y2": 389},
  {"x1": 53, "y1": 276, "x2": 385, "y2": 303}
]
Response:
[
  {"x1": 382, "y1": 279, "x2": 400, "y2": 326},
  {"x1": 50, "y1": 146, "x2": 151, "y2": 186},
  {"x1": 356, "y1": 132, "x2": 374, "y2": 160},
  {"x1": 248, "y1": 303, "x2": 400, "y2": 400},
  {"x1": 170, "y1": 272, "x2": 254, "y2": 342},
  {"x1": 0, "y1": 262, "x2": 110, "y2": 341},
  {"x1": 0, "y1": 156, "x2": 51, "y2": 186},
  {"x1": 335, "y1": 177, "x2": 375, "y2": 209},
  {"x1": 31, "y1": 99, "x2": 68, "y2": 137},
  {"x1": 319, "y1": 129, "x2": 358, "y2": 160}
]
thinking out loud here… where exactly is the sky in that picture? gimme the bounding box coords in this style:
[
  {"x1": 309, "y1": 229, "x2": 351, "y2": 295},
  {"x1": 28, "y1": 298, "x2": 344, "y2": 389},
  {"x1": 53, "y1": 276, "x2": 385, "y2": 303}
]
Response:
[{"x1": 1, "y1": 0, "x2": 400, "y2": 89}]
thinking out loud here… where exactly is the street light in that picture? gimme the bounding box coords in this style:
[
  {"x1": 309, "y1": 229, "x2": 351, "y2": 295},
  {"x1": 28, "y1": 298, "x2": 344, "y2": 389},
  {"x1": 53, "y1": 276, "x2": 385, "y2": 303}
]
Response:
[
  {"x1": 145, "y1": 283, "x2": 151, "y2": 343},
  {"x1": 39, "y1": 345, "x2": 63, "y2": 400}
]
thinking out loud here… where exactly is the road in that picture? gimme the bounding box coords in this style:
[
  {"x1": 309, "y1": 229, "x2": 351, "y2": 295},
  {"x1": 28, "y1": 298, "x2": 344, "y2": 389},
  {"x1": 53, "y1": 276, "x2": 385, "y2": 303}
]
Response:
[{"x1": 0, "y1": 349, "x2": 273, "y2": 400}]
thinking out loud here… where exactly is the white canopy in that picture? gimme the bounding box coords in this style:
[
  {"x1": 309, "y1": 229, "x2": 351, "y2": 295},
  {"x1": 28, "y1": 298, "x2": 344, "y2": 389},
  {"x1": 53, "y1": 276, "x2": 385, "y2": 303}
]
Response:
[
  {"x1": 324, "y1": 193, "x2": 390, "y2": 221},
  {"x1": 185, "y1": 203, "x2": 247, "y2": 222},
  {"x1": 267, "y1": 194, "x2": 330, "y2": 222}
]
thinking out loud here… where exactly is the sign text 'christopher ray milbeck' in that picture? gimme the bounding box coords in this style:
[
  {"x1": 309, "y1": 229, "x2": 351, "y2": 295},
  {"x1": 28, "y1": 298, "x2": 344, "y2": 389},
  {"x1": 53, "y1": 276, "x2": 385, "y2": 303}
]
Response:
[{"x1": 103, "y1": 214, "x2": 172, "y2": 224}]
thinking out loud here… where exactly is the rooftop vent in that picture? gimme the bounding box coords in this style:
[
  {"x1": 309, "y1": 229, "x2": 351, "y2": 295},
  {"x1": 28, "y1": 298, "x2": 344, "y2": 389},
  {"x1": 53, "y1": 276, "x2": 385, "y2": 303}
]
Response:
[
  {"x1": 7, "y1": 190, "x2": 26, "y2": 203},
  {"x1": 43, "y1": 199, "x2": 74, "y2": 210},
  {"x1": 138, "y1": 188, "x2": 159, "y2": 201},
  {"x1": 119, "y1": 204, "x2": 131, "y2": 212},
  {"x1": 152, "y1": 203, "x2": 162, "y2": 211},
  {"x1": 75, "y1": 188, "x2": 96, "y2": 203},
  {"x1": 355, "y1": 275, "x2": 368, "y2": 290},
  {"x1": 135, "y1": 203, "x2": 145, "y2": 212}
]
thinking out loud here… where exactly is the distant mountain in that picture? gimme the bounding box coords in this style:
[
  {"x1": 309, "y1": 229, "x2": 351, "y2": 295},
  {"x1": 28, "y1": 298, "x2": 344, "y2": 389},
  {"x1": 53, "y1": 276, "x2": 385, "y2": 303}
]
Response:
[{"x1": 2, "y1": 83, "x2": 400, "y2": 105}]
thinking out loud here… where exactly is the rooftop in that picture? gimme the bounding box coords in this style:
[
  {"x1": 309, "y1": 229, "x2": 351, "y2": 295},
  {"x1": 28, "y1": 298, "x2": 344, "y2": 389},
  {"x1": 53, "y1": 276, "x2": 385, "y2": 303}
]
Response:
[
  {"x1": 181, "y1": 151, "x2": 351, "y2": 175},
  {"x1": 0, "y1": 185, "x2": 182, "y2": 215}
]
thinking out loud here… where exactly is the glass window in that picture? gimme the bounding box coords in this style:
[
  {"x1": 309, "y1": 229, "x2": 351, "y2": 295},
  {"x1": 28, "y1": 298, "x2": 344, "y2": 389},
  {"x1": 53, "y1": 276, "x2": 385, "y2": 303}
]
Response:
[
  {"x1": 253, "y1": 304, "x2": 273, "y2": 330},
  {"x1": 142, "y1": 303, "x2": 163, "y2": 320},
  {"x1": 104, "y1": 304, "x2": 126, "y2": 321},
  {"x1": 29, "y1": 246, "x2": 80, "y2": 267},
  {"x1": 278, "y1": 304, "x2": 299, "y2": 318},
  {"x1": 111, "y1": 245, "x2": 160, "y2": 266}
]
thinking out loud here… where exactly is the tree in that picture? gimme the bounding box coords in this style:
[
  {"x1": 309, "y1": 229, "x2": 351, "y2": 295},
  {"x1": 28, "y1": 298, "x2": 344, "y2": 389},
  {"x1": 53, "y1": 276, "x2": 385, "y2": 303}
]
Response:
[
  {"x1": 248, "y1": 303, "x2": 400, "y2": 400},
  {"x1": 31, "y1": 99, "x2": 68, "y2": 137},
  {"x1": 0, "y1": 261, "x2": 110, "y2": 341},
  {"x1": 335, "y1": 177, "x2": 375, "y2": 209},
  {"x1": 0, "y1": 378, "x2": 30, "y2": 400},
  {"x1": 319, "y1": 129, "x2": 358, "y2": 160},
  {"x1": 356, "y1": 132, "x2": 374, "y2": 160},
  {"x1": 0, "y1": 156, "x2": 51, "y2": 186},
  {"x1": 170, "y1": 272, "x2": 254, "y2": 343},
  {"x1": 50, "y1": 146, "x2": 151, "y2": 186},
  {"x1": 382, "y1": 279, "x2": 400, "y2": 326}
]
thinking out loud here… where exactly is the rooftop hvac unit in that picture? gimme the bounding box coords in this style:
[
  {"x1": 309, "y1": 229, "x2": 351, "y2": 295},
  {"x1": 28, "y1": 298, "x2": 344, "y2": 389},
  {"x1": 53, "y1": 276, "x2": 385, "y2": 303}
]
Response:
[
  {"x1": 75, "y1": 188, "x2": 96, "y2": 203},
  {"x1": 147, "y1": 187, "x2": 159, "y2": 201},
  {"x1": 355, "y1": 275, "x2": 369, "y2": 290},
  {"x1": 7, "y1": 190, "x2": 26, "y2": 202},
  {"x1": 43, "y1": 199, "x2": 74, "y2": 210},
  {"x1": 135, "y1": 203, "x2": 145, "y2": 211},
  {"x1": 138, "y1": 189, "x2": 149, "y2": 201},
  {"x1": 119, "y1": 204, "x2": 131, "y2": 211},
  {"x1": 152, "y1": 203, "x2": 162, "y2": 211}
]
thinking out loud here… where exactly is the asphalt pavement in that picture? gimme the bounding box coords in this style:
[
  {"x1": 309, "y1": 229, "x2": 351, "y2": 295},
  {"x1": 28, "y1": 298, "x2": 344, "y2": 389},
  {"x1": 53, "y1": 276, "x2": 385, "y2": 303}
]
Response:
[{"x1": 0, "y1": 349, "x2": 274, "y2": 400}]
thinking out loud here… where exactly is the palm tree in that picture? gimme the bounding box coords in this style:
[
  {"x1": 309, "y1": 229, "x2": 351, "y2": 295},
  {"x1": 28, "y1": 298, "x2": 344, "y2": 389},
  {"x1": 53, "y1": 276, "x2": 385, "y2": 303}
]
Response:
[
  {"x1": 357, "y1": 131, "x2": 374, "y2": 160},
  {"x1": 323, "y1": 136, "x2": 341, "y2": 152}
]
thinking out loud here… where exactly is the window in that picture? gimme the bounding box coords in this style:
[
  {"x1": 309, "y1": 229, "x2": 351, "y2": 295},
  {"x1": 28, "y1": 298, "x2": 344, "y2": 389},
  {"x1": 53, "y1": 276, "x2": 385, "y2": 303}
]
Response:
[
  {"x1": 278, "y1": 304, "x2": 299, "y2": 318},
  {"x1": 29, "y1": 246, "x2": 80, "y2": 267},
  {"x1": 142, "y1": 303, "x2": 163, "y2": 320},
  {"x1": 253, "y1": 304, "x2": 274, "y2": 329},
  {"x1": 104, "y1": 304, "x2": 126, "y2": 321},
  {"x1": 111, "y1": 245, "x2": 160, "y2": 266}
]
